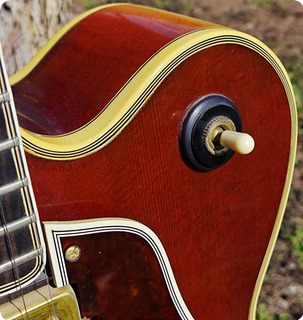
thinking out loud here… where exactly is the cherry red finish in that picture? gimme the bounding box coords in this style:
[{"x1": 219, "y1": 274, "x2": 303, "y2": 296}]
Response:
[
  {"x1": 13, "y1": 5, "x2": 216, "y2": 135},
  {"x1": 11, "y1": 5, "x2": 292, "y2": 320}
]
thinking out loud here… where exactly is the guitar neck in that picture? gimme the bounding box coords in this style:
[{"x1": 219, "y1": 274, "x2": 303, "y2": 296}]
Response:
[{"x1": 0, "y1": 43, "x2": 46, "y2": 298}]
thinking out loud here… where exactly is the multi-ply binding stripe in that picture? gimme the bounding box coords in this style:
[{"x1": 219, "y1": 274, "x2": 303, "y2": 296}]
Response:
[{"x1": 19, "y1": 29, "x2": 296, "y2": 160}]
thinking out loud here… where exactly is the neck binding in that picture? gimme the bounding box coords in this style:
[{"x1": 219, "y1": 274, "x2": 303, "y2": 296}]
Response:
[{"x1": 0, "y1": 43, "x2": 46, "y2": 298}]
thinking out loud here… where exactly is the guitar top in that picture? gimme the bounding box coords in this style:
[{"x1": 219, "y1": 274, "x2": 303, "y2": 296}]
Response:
[{"x1": 4, "y1": 3, "x2": 297, "y2": 320}]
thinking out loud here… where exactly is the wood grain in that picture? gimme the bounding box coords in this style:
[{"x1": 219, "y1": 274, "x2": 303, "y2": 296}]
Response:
[
  {"x1": 10, "y1": 5, "x2": 293, "y2": 319},
  {"x1": 12, "y1": 4, "x2": 216, "y2": 134}
]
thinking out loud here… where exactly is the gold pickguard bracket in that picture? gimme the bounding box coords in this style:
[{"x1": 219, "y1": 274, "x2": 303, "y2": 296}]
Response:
[{"x1": 0, "y1": 284, "x2": 81, "y2": 320}]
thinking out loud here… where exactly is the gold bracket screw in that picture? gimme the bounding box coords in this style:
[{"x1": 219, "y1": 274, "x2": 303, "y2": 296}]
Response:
[{"x1": 65, "y1": 245, "x2": 81, "y2": 262}]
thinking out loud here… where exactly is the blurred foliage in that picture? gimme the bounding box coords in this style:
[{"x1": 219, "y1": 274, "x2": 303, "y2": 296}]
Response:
[
  {"x1": 257, "y1": 304, "x2": 293, "y2": 320},
  {"x1": 284, "y1": 58, "x2": 303, "y2": 137},
  {"x1": 74, "y1": 0, "x2": 193, "y2": 11},
  {"x1": 257, "y1": 303, "x2": 275, "y2": 320},
  {"x1": 245, "y1": 0, "x2": 288, "y2": 6},
  {"x1": 151, "y1": 0, "x2": 193, "y2": 11},
  {"x1": 289, "y1": 226, "x2": 303, "y2": 268},
  {"x1": 73, "y1": 0, "x2": 111, "y2": 9}
]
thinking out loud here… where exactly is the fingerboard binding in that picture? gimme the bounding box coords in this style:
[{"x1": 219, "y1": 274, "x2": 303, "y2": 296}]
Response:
[{"x1": 0, "y1": 44, "x2": 46, "y2": 297}]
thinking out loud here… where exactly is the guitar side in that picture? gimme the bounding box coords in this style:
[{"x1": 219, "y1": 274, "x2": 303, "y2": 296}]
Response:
[{"x1": 9, "y1": 4, "x2": 297, "y2": 320}]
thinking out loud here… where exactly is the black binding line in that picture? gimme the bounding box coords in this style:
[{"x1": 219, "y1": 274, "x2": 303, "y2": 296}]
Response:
[
  {"x1": 51, "y1": 223, "x2": 190, "y2": 319},
  {"x1": 22, "y1": 33, "x2": 293, "y2": 159}
]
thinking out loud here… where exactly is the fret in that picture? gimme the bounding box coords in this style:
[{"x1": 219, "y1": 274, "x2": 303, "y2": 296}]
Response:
[
  {"x1": 0, "y1": 178, "x2": 28, "y2": 197},
  {"x1": 0, "y1": 218, "x2": 39, "y2": 258},
  {"x1": 0, "y1": 43, "x2": 46, "y2": 297},
  {"x1": 0, "y1": 247, "x2": 43, "y2": 274},
  {"x1": 0, "y1": 137, "x2": 19, "y2": 152},
  {"x1": 0, "y1": 214, "x2": 36, "y2": 237},
  {"x1": 0, "y1": 225, "x2": 42, "y2": 288},
  {"x1": 0, "y1": 92, "x2": 9, "y2": 104},
  {"x1": 0, "y1": 272, "x2": 48, "y2": 305}
]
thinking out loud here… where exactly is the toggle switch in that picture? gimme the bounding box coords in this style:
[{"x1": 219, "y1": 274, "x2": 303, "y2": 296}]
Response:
[
  {"x1": 203, "y1": 115, "x2": 255, "y2": 156},
  {"x1": 179, "y1": 94, "x2": 254, "y2": 172}
]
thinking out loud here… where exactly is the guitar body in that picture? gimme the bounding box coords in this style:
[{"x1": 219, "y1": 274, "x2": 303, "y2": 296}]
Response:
[{"x1": 9, "y1": 4, "x2": 297, "y2": 320}]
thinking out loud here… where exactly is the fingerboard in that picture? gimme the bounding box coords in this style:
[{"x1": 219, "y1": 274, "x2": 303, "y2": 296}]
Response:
[{"x1": 0, "y1": 44, "x2": 46, "y2": 297}]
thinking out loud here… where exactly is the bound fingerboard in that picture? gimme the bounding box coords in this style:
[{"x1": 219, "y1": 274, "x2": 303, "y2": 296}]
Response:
[{"x1": 0, "y1": 44, "x2": 46, "y2": 297}]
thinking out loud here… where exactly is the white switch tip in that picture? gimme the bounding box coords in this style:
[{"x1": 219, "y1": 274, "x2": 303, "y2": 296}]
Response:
[{"x1": 220, "y1": 131, "x2": 255, "y2": 154}]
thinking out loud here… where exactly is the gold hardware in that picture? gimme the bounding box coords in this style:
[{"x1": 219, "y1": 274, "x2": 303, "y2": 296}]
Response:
[
  {"x1": 203, "y1": 116, "x2": 236, "y2": 156},
  {"x1": 203, "y1": 116, "x2": 255, "y2": 155},
  {"x1": 0, "y1": 284, "x2": 81, "y2": 319},
  {"x1": 65, "y1": 245, "x2": 81, "y2": 262}
]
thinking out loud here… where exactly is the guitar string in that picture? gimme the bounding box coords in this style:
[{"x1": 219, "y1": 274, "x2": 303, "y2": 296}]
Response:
[
  {"x1": 12, "y1": 154, "x2": 59, "y2": 320},
  {"x1": 10, "y1": 135, "x2": 58, "y2": 320},
  {"x1": 7, "y1": 299, "x2": 23, "y2": 318},
  {"x1": 0, "y1": 200, "x2": 29, "y2": 320},
  {"x1": 35, "y1": 285, "x2": 56, "y2": 319},
  {"x1": 0, "y1": 57, "x2": 59, "y2": 320},
  {"x1": 0, "y1": 61, "x2": 30, "y2": 320},
  {"x1": 36, "y1": 273, "x2": 59, "y2": 320}
]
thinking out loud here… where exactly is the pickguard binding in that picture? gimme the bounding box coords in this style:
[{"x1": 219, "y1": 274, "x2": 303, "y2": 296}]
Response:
[{"x1": 44, "y1": 218, "x2": 193, "y2": 319}]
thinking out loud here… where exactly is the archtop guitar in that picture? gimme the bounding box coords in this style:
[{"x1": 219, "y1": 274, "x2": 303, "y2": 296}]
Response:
[{"x1": 0, "y1": 3, "x2": 297, "y2": 320}]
